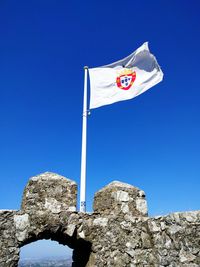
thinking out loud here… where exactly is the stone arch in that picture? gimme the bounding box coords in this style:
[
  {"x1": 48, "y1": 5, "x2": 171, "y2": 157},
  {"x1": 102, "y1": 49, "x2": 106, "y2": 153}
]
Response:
[
  {"x1": 15, "y1": 172, "x2": 92, "y2": 267},
  {"x1": 19, "y1": 227, "x2": 92, "y2": 267}
]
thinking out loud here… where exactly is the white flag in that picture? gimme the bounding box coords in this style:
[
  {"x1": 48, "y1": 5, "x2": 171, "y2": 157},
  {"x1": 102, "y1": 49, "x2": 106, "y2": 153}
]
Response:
[{"x1": 89, "y1": 42, "x2": 163, "y2": 109}]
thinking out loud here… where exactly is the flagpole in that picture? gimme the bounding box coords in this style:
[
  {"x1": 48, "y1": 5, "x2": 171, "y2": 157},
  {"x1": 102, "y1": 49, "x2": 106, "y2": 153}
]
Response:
[{"x1": 80, "y1": 66, "x2": 88, "y2": 212}]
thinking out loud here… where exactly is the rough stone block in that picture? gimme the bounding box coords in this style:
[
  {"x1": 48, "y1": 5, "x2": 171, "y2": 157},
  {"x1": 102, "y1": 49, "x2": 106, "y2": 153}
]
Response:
[
  {"x1": 21, "y1": 172, "x2": 77, "y2": 213},
  {"x1": 93, "y1": 181, "x2": 148, "y2": 216}
]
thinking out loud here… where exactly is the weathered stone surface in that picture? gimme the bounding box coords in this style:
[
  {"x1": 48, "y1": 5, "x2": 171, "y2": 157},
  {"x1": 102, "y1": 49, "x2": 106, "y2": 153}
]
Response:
[
  {"x1": 14, "y1": 214, "x2": 30, "y2": 242},
  {"x1": 0, "y1": 172, "x2": 200, "y2": 267},
  {"x1": 21, "y1": 172, "x2": 77, "y2": 213},
  {"x1": 0, "y1": 210, "x2": 19, "y2": 267},
  {"x1": 93, "y1": 181, "x2": 148, "y2": 216}
]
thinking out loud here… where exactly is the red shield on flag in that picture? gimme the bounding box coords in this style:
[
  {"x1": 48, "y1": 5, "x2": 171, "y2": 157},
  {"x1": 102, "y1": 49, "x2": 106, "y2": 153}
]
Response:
[{"x1": 116, "y1": 70, "x2": 136, "y2": 90}]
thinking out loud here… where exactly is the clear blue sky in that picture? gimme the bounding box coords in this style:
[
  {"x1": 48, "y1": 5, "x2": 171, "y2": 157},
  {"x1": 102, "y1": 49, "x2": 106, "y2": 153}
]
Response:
[{"x1": 1, "y1": 0, "x2": 200, "y2": 259}]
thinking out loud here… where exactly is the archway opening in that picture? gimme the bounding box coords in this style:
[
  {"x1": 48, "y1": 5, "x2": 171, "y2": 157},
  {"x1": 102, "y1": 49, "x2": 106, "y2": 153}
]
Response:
[
  {"x1": 18, "y1": 230, "x2": 92, "y2": 267},
  {"x1": 19, "y1": 239, "x2": 72, "y2": 266}
]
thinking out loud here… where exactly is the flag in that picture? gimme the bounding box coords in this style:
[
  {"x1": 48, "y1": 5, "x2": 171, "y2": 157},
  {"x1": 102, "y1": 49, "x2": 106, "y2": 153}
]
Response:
[{"x1": 89, "y1": 42, "x2": 163, "y2": 109}]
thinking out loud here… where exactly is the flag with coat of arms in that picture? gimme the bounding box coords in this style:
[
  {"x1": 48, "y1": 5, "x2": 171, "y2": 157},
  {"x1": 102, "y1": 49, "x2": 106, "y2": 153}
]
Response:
[{"x1": 88, "y1": 42, "x2": 163, "y2": 109}]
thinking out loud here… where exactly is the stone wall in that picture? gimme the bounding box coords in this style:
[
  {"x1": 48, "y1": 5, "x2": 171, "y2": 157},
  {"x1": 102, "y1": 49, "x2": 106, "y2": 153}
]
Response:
[{"x1": 0, "y1": 172, "x2": 199, "y2": 267}]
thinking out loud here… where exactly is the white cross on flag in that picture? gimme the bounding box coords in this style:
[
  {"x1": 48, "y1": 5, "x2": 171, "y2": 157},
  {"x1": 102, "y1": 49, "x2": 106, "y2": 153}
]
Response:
[{"x1": 89, "y1": 42, "x2": 163, "y2": 109}]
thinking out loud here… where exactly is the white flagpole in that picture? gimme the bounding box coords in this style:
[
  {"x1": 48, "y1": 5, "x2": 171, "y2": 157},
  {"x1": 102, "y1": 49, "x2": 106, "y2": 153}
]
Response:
[{"x1": 80, "y1": 66, "x2": 88, "y2": 212}]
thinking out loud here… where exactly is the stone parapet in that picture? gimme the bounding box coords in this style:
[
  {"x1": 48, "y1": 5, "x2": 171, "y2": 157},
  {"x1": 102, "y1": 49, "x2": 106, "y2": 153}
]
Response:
[
  {"x1": 21, "y1": 172, "x2": 77, "y2": 213},
  {"x1": 93, "y1": 181, "x2": 148, "y2": 217},
  {"x1": 0, "y1": 172, "x2": 199, "y2": 267}
]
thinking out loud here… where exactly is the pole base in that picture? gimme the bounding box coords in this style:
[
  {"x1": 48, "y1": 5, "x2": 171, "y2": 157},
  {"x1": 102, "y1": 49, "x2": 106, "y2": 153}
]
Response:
[{"x1": 80, "y1": 201, "x2": 86, "y2": 212}]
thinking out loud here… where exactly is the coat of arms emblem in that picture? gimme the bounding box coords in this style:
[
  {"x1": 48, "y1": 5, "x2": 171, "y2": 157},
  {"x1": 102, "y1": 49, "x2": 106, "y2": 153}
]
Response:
[{"x1": 116, "y1": 68, "x2": 136, "y2": 90}]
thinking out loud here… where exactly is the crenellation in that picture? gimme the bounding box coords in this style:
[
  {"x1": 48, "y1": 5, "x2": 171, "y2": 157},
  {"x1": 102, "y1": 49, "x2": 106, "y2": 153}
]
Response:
[{"x1": 0, "y1": 172, "x2": 199, "y2": 266}]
